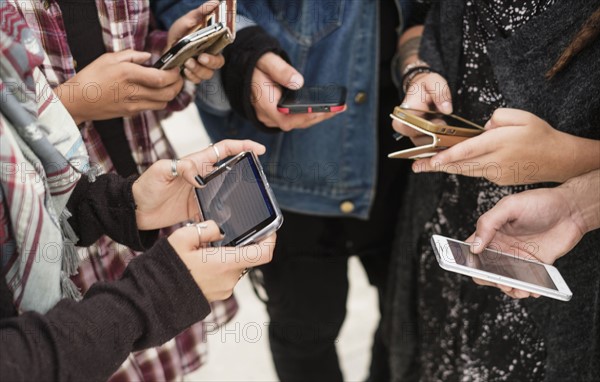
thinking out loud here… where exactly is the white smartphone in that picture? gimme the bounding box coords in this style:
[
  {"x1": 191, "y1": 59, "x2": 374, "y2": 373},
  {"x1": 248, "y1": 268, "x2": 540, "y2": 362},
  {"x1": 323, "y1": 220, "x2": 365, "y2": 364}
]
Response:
[{"x1": 430, "y1": 234, "x2": 572, "y2": 301}]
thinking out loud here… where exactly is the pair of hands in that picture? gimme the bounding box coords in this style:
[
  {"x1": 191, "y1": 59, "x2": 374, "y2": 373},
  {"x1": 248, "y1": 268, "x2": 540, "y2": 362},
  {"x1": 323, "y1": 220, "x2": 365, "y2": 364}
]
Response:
[
  {"x1": 398, "y1": 71, "x2": 599, "y2": 299},
  {"x1": 56, "y1": 2, "x2": 224, "y2": 125},
  {"x1": 132, "y1": 139, "x2": 275, "y2": 302},
  {"x1": 393, "y1": 72, "x2": 599, "y2": 186}
]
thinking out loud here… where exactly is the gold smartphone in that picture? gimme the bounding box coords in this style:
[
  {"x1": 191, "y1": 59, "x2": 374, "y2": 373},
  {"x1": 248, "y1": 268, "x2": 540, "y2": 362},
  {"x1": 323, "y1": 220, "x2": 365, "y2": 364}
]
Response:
[
  {"x1": 388, "y1": 106, "x2": 484, "y2": 160},
  {"x1": 154, "y1": 0, "x2": 237, "y2": 70},
  {"x1": 392, "y1": 106, "x2": 484, "y2": 137}
]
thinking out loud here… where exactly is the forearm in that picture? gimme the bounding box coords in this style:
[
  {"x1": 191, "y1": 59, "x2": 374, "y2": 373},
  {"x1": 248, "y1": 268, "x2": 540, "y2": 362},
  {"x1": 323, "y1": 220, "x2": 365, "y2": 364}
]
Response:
[
  {"x1": 0, "y1": 238, "x2": 211, "y2": 381},
  {"x1": 67, "y1": 174, "x2": 158, "y2": 249},
  {"x1": 560, "y1": 169, "x2": 600, "y2": 233}
]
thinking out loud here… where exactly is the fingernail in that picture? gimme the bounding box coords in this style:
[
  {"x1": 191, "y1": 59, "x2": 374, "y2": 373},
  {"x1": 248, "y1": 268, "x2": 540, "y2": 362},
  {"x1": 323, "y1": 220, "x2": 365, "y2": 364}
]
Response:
[
  {"x1": 412, "y1": 162, "x2": 422, "y2": 173},
  {"x1": 484, "y1": 120, "x2": 492, "y2": 129},
  {"x1": 289, "y1": 73, "x2": 304, "y2": 88},
  {"x1": 195, "y1": 175, "x2": 206, "y2": 187},
  {"x1": 441, "y1": 101, "x2": 452, "y2": 114},
  {"x1": 219, "y1": 227, "x2": 225, "y2": 236},
  {"x1": 198, "y1": 54, "x2": 209, "y2": 65}
]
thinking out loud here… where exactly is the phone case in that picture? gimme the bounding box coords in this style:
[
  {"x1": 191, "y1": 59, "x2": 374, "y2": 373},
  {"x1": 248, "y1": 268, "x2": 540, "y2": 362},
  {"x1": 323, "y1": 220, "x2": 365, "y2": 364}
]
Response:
[
  {"x1": 158, "y1": 0, "x2": 236, "y2": 70},
  {"x1": 388, "y1": 113, "x2": 469, "y2": 159},
  {"x1": 160, "y1": 27, "x2": 233, "y2": 70}
]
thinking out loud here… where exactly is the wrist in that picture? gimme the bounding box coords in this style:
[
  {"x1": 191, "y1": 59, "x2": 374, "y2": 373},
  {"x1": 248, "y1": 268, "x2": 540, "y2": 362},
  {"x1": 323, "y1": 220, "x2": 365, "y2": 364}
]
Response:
[{"x1": 560, "y1": 170, "x2": 600, "y2": 233}]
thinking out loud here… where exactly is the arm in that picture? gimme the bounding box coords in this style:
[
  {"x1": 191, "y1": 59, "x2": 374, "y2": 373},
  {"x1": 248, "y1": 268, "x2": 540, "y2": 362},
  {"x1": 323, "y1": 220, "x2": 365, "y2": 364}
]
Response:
[
  {"x1": 66, "y1": 174, "x2": 158, "y2": 250},
  {"x1": 0, "y1": 238, "x2": 211, "y2": 382}
]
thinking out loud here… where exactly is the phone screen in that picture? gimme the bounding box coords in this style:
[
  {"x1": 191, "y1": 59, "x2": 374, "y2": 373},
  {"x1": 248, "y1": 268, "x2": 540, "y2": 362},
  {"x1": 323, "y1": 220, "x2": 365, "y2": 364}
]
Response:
[
  {"x1": 446, "y1": 240, "x2": 557, "y2": 290},
  {"x1": 195, "y1": 153, "x2": 276, "y2": 246}
]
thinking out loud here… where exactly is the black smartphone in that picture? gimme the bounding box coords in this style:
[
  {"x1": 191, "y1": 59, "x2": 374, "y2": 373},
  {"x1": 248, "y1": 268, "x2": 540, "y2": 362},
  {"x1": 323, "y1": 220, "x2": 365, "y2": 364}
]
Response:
[
  {"x1": 195, "y1": 151, "x2": 283, "y2": 247},
  {"x1": 277, "y1": 85, "x2": 347, "y2": 114}
]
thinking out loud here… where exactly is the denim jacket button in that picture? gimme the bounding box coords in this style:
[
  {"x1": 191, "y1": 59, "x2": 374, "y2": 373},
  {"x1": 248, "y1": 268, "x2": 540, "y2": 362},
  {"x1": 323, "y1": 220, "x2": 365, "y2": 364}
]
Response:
[
  {"x1": 340, "y1": 201, "x2": 355, "y2": 214},
  {"x1": 354, "y1": 92, "x2": 368, "y2": 104}
]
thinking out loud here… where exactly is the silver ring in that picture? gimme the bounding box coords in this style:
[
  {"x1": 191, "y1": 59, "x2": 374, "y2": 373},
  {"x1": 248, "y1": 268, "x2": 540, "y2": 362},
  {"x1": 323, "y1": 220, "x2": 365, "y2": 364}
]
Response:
[
  {"x1": 186, "y1": 222, "x2": 208, "y2": 247},
  {"x1": 171, "y1": 159, "x2": 180, "y2": 178},
  {"x1": 238, "y1": 267, "x2": 250, "y2": 280},
  {"x1": 210, "y1": 143, "x2": 220, "y2": 164}
]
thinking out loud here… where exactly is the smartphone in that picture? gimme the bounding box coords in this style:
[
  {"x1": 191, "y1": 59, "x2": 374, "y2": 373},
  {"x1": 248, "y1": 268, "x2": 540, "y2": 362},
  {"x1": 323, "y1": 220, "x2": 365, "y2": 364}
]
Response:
[
  {"x1": 393, "y1": 106, "x2": 484, "y2": 137},
  {"x1": 430, "y1": 235, "x2": 572, "y2": 301},
  {"x1": 388, "y1": 106, "x2": 484, "y2": 160},
  {"x1": 154, "y1": 0, "x2": 236, "y2": 70},
  {"x1": 195, "y1": 151, "x2": 283, "y2": 247},
  {"x1": 277, "y1": 85, "x2": 347, "y2": 114}
]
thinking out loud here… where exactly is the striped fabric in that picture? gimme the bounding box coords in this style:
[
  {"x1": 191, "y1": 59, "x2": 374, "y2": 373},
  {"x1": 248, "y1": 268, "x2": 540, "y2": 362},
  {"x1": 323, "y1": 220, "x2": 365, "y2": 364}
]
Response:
[{"x1": 4, "y1": 1, "x2": 238, "y2": 380}]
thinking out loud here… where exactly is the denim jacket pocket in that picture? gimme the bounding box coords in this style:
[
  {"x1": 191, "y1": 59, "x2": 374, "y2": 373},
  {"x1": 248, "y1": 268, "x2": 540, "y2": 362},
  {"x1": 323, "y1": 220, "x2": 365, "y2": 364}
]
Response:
[{"x1": 267, "y1": 0, "x2": 345, "y2": 46}]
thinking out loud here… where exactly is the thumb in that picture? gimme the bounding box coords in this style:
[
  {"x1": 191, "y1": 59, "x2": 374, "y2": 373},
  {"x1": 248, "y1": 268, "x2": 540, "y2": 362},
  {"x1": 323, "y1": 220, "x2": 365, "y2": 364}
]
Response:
[
  {"x1": 114, "y1": 49, "x2": 152, "y2": 65},
  {"x1": 484, "y1": 108, "x2": 531, "y2": 129},
  {"x1": 471, "y1": 200, "x2": 517, "y2": 254},
  {"x1": 256, "y1": 52, "x2": 304, "y2": 89}
]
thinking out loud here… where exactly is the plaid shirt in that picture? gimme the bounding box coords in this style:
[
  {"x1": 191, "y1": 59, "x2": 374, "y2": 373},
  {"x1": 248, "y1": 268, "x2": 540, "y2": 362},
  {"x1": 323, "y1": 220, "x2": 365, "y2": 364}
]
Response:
[{"x1": 6, "y1": 0, "x2": 238, "y2": 380}]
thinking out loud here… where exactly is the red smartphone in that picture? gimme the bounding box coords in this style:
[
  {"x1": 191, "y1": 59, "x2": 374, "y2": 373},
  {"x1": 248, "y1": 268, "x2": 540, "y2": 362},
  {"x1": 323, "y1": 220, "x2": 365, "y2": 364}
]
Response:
[{"x1": 277, "y1": 85, "x2": 347, "y2": 114}]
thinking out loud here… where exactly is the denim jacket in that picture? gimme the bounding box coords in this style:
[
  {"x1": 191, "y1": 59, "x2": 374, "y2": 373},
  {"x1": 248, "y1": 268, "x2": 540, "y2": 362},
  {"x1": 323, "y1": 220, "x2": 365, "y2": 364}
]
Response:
[{"x1": 155, "y1": 0, "x2": 406, "y2": 219}]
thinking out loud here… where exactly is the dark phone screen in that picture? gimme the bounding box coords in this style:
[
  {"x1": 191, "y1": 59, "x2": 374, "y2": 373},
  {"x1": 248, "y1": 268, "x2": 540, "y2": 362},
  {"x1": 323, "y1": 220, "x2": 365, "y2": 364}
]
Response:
[
  {"x1": 195, "y1": 154, "x2": 275, "y2": 246},
  {"x1": 279, "y1": 85, "x2": 347, "y2": 107},
  {"x1": 445, "y1": 240, "x2": 557, "y2": 290}
]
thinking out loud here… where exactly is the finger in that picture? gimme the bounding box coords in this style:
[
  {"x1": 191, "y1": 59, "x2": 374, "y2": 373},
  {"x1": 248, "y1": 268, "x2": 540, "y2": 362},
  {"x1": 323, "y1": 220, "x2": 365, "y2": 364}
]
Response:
[
  {"x1": 113, "y1": 49, "x2": 152, "y2": 65},
  {"x1": 122, "y1": 101, "x2": 169, "y2": 115},
  {"x1": 472, "y1": 277, "x2": 497, "y2": 287},
  {"x1": 185, "y1": 63, "x2": 216, "y2": 82},
  {"x1": 234, "y1": 233, "x2": 277, "y2": 268},
  {"x1": 133, "y1": 79, "x2": 184, "y2": 103},
  {"x1": 473, "y1": 195, "x2": 521, "y2": 254},
  {"x1": 172, "y1": 220, "x2": 223, "y2": 250},
  {"x1": 212, "y1": 139, "x2": 267, "y2": 159},
  {"x1": 278, "y1": 111, "x2": 340, "y2": 131},
  {"x1": 411, "y1": 158, "x2": 436, "y2": 173},
  {"x1": 429, "y1": 133, "x2": 489, "y2": 166},
  {"x1": 182, "y1": 139, "x2": 267, "y2": 175},
  {"x1": 424, "y1": 73, "x2": 453, "y2": 114},
  {"x1": 178, "y1": 1, "x2": 220, "y2": 30},
  {"x1": 391, "y1": 118, "x2": 427, "y2": 138},
  {"x1": 198, "y1": 53, "x2": 225, "y2": 70},
  {"x1": 177, "y1": 157, "x2": 203, "y2": 187},
  {"x1": 126, "y1": 65, "x2": 182, "y2": 89},
  {"x1": 484, "y1": 108, "x2": 533, "y2": 129},
  {"x1": 183, "y1": 67, "x2": 203, "y2": 84},
  {"x1": 256, "y1": 52, "x2": 304, "y2": 89},
  {"x1": 513, "y1": 289, "x2": 532, "y2": 299}
]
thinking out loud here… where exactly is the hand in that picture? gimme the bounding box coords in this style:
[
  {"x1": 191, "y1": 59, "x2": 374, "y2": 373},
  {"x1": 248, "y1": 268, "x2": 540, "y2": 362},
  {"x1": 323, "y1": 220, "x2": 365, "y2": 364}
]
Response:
[
  {"x1": 166, "y1": 0, "x2": 225, "y2": 84},
  {"x1": 392, "y1": 71, "x2": 452, "y2": 146},
  {"x1": 411, "y1": 108, "x2": 600, "y2": 185},
  {"x1": 56, "y1": 50, "x2": 184, "y2": 124},
  {"x1": 132, "y1": 139, "x2": 266, "y2": 230},
  {"x1": 169, "y1": 225, "x2": 276, "y2": 302},
  {"x1": 251, "y1": 52, "x2": 344, "y2": 131},
  {"x1": 466, "y1": 186, "x2": 588, "y2": 299}
]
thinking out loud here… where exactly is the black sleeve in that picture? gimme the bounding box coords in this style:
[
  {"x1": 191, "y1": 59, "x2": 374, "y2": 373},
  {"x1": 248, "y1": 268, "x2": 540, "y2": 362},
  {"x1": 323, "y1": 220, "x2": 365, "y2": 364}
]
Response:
[
  {"x1": 221, "y1": 25, "x2": 290, "y2": 132},
  {"x1": 66, "y1": 174, "x2": 158, "y2": 250},
  {"x1": 0, "y1": 238, "x2": 211, "y2": 382},
  {"x1": 406, "y1": 1, "x2": 432, "y2": 28},
  {"x1": 418, "y1": 2, "x2": 445, "y2": 75}
]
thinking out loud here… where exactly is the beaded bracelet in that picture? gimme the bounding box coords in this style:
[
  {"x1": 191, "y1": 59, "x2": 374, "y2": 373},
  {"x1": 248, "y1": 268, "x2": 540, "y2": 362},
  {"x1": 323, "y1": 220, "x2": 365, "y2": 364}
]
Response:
[{"x1": 402, "y1": 65, "x2": 441, "y2": 94}]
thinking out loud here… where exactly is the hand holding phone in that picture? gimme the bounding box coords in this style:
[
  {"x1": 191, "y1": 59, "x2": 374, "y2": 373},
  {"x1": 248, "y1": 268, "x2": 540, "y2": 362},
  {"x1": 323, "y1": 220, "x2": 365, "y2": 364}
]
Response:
[
  {"x1": 430, "y1": 235, "x2": 572, "y2": 301},
  {"x1": 249, "y1": 53, "x2": 344, "y2": 131},
  {"x1": 155, "y1": 0, "x2": 236, "y2": 71}
]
